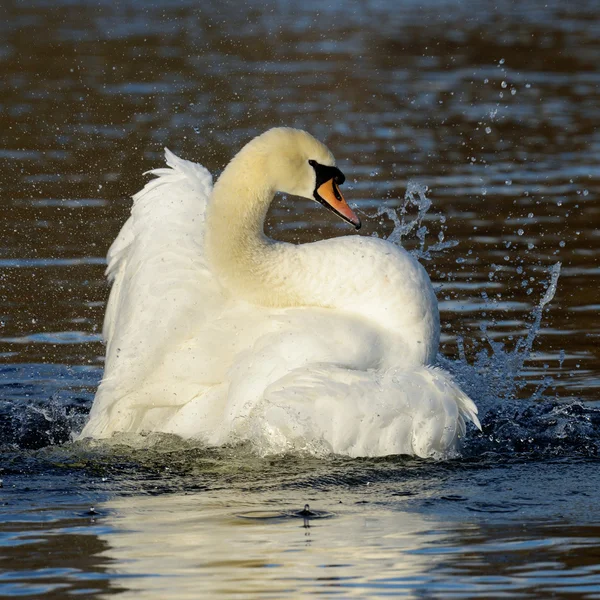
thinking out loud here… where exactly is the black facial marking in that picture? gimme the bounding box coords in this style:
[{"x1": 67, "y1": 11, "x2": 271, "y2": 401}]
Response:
[
  {"x1": 309, "y1": 160, "x2": 345, "y2": 189},
  {"x1": 309, "y1": 159, "x2": 359, "y2": 229}
]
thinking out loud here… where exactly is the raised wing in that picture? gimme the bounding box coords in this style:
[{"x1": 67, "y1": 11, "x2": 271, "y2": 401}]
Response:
[{"x1": 83, "y1": 150, "x2": 217, "y2": 436}]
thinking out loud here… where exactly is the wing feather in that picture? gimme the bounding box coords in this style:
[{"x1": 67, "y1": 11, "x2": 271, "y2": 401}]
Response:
[{"x1": 92, "y1": 150, "x2": 215, "y2": 426}]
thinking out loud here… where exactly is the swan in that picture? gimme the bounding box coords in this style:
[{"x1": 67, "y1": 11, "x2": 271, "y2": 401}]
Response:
[{"x1": 79, "y1": 127, "x2": 480, "y2": 457}]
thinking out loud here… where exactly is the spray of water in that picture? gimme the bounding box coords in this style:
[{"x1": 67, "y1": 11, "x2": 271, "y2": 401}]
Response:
[
  {"x1": 439, "y1": 262, "x2": 561, "y2": 412},
  {"x1": 384, "y1": 181, "x2": 562, "y2": 410},
  {"x1": 378, "y1": 184, "x2": 600, "y2": 457},
  {"x1": 377, "y1": 181, "x2": 458, "y2": 260}
]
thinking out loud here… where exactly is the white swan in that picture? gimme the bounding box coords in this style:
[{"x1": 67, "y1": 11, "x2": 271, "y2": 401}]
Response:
[{"x1": 80, "y1": 128, "x2": 480, "y2": 457}]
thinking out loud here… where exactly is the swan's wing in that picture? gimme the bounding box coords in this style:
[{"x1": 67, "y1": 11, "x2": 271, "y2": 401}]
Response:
[
  {"x1": 157, "y1": 306, "x2": 479, "y2": 458},
  {"x1": 103, "y1": 149, "x2": 213, "y2": 351},
  {"x1": 248, "y1": 364, "x2": 480, "y2": 458},
  {"x1": 83, "y1": 150, "x2": 218, "y2": 437}
]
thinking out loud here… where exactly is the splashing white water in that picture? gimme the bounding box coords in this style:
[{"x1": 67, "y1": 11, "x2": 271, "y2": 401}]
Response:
[
  {"x1": 438, "y1": 263, "x2": 562, "y2": 413},
  {"x1": 378, "y1": 181, "x2": 458, "y2": 260},
  {"x1": 383, "y1": 181, "x2": 563, "y2": 414}
]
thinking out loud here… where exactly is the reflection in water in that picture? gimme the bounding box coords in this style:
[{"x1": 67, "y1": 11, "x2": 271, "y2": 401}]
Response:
[
  {"x1": 2, "y1": 440, "x2": 600, "y2": 597},
  {"x1": 99, "y1": 493, "x2": 448, "y2": 598},
  {"x1": 92, "y1": 489, "x2": 600, "y2": 598}
]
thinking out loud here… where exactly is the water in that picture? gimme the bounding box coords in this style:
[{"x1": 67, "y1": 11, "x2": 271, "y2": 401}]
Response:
[{"x1": 1, "y1": 0, "x2": 600, "y2": 597}]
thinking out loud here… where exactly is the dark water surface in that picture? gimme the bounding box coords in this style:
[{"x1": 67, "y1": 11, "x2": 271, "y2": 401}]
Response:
[{"x1": 1, "y1": 0, "x2": 600, "y2": 597}]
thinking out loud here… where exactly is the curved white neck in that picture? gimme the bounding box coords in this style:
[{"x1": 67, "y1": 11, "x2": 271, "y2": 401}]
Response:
[
  {"x1": 205, "y1": 151, "x2": 301, "y2": 306},
  {"x1": 204, "y1": 142, "x2": 439, "y2": 367}
]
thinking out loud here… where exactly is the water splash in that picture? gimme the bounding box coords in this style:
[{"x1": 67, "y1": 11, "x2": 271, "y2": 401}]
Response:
[
  {"x1": 438, "y1": 262, "x2": 561, "y2": 410},
  {"x1": 378, "y1": 181, "x2": 458, "y2": 260},
  {"x1": 382, "y1": 182, "x2": 563, "y2": 409},
  {"x1": 377, "y1": 187, "x2": 597, "y2": 457},
  {"x1": 0, "y1": 393, "x2": 88, "y2": 449},
  {"x1": 435, "y1": 262, "x2": 598, "y2": 458}
]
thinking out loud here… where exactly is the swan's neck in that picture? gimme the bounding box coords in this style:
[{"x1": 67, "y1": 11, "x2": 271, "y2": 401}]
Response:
[
  {"x1": 206, "y1": 152, "x2": 298, "y2": 306},
  {"x1": 205, "y1": 150, "x2": 439, "y2": 365}
]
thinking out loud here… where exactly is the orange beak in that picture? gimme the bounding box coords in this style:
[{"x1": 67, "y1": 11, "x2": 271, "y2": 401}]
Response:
[{"x1": 315, "y1": 179, "x2": 361, "y2": 230}]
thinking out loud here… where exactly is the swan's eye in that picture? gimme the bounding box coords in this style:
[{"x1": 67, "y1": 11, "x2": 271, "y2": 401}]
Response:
[{"x1": 308, "y1": 159, "x2": 316, "y2": 166}]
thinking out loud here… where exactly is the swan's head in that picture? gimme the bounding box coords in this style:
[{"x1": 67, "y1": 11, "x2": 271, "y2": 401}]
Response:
[{"x1": 246, "y1": 128, "x2": 361, "y2": 230}]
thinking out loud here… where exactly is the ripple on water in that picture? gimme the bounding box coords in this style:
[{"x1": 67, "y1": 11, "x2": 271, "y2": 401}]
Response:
[{"x1": 237, "y1": 505, "x2": 335, "y2": 521}]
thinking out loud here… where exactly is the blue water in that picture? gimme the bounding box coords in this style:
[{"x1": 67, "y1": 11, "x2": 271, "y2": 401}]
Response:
[{"x1": 1, "y1": 0, "x2": 600, "y2": 597}]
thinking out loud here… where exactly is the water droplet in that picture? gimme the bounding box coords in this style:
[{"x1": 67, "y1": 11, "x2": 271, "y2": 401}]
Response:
[
  {"x1": 517, "y1": 228, "x2": 524, "y2": 236},
  {"x1": 485, "y1": 126, "x2": 491, "y2": 134},
  {"x1": 499, "y1": 58, "x2": 505, "y2": 65},
  {"x1": 501, "y1": 81, "x2": 507, "y2": 88}
]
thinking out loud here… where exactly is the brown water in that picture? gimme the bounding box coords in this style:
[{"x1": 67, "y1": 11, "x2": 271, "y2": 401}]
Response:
[{"x1": 1, "y1": 0, "x2": 600, "y2": 598}]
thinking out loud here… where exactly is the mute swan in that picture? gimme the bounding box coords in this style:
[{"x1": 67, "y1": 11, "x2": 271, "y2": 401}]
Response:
[{"x1": 80, "y1": 127, "x2": 480, "y2": 457}]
